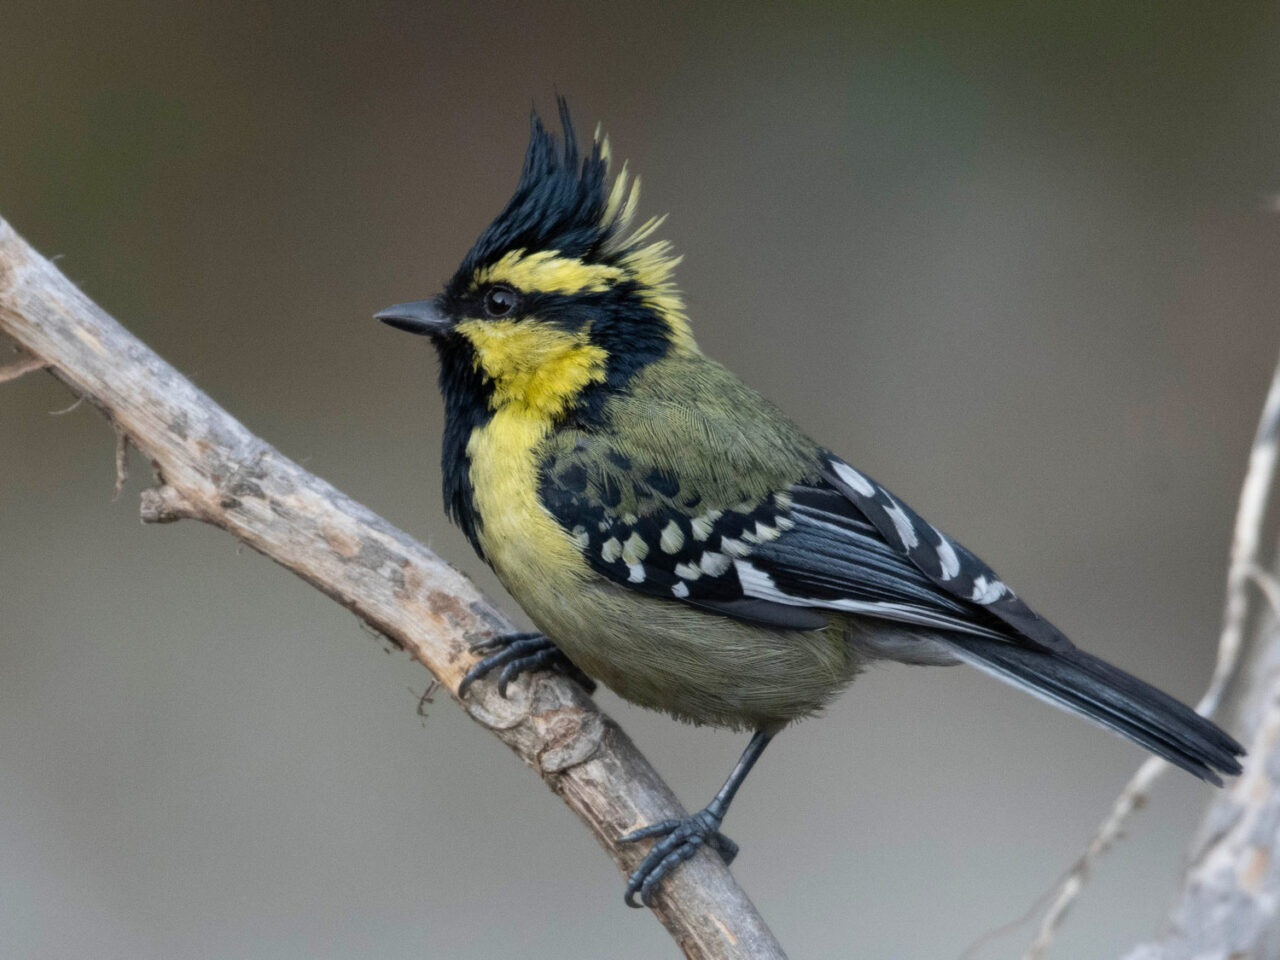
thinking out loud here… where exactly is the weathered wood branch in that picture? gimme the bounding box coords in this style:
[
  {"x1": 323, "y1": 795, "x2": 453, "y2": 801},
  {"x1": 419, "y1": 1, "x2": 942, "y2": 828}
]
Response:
[{"x1": 0, "y1": 215, "x2": 785, "y2": 960}]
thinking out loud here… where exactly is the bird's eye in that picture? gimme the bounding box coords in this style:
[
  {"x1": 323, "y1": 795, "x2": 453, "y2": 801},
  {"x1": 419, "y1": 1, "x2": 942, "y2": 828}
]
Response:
[{"x1": 483, "y1": 285, "x2": 518, "y2": 318}]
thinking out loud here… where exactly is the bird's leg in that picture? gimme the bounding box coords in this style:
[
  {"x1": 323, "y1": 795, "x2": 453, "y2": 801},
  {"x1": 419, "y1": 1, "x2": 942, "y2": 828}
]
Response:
[
  {"x1": 620, "y1": 728, "x2": 775, "y2": 908},
  {"x1": 458, "y1": 631, "x2": 596, "y2": 697}
]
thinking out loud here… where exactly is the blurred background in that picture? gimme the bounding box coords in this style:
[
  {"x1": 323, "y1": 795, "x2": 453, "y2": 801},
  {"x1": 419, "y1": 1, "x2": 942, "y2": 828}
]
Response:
[{"x1": 2, "y1": 3, "x2": 1279, "y2": 958}]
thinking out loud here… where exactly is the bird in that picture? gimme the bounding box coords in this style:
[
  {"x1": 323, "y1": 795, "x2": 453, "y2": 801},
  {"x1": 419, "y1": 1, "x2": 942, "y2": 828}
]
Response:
[{"x1": 376, "y1": 99, "x2": 1244, "y2": 908}]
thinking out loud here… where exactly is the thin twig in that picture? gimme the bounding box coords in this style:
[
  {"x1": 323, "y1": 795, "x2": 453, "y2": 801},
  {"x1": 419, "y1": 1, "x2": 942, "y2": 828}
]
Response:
[
  {"x1": 0, "y1": 348, "x2": 46, "y2": 382},
  {"x1": 1019, "y1": 350, "x2": 1280, "y2": 960},
  {"x1": 957, "y1": 862, "x2": 1073, "y2": 960},
  {"x1": 0, "y1": 213, "x2": 786, "y2": 960},
  {"x1": 49, "y1": 394, "x2": 84, "y2": 415}
]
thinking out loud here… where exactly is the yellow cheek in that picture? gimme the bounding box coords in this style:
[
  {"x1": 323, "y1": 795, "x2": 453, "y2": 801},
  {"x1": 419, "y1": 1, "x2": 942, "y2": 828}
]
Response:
[{"x1": 458, "y1": 319, "x2": 607, "y2": 417}]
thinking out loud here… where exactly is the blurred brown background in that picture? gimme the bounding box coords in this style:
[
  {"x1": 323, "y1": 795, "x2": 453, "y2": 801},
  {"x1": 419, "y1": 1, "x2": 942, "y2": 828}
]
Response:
[{"x1": 3, "y1": 3, "x2": 1279, "y2": 958}]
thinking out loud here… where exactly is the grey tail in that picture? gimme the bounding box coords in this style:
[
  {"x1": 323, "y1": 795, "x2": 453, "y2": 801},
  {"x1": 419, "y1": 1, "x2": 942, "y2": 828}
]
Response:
[{"x1": 944, "y1": 635, "x2": 1245, "y2": 785}]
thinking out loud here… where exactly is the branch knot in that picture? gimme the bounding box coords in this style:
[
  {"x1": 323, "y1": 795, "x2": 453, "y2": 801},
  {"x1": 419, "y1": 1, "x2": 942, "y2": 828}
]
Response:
[{"x1": 139, "y1": 485, "x2": 200, "y2": 523}]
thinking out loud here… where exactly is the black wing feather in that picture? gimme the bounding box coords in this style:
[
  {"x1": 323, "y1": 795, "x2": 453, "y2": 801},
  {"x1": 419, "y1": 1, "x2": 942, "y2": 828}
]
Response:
[
  {"x1": 819, "y1": 452, "x2": 1072, "y2": 651},
  {"x1": 539, "y1": 443, "x2": 1020, "y2": 641}
]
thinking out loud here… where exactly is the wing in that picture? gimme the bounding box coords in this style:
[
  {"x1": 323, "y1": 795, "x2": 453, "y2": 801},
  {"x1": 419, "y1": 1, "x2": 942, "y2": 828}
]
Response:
[
  {"x1": 817, "y1": 452, "x2": 1071, "y2": 651},
  {"x1": 539, "y1": 432, "x2": 1060, "y2": 647}
]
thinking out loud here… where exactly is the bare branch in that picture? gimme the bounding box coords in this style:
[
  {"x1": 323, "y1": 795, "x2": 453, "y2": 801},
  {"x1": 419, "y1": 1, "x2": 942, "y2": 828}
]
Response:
[
  {"x1": 0, "y1": 215, "x2": 786, "y2": 960},
  {"x1": 1020, "y1": 350, "x2": 1280, "y2": 960}
]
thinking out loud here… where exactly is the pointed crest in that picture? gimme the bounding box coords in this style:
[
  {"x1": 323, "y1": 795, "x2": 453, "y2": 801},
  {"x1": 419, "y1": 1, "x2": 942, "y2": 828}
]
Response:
[{"x1": 456, "y1": 100, "x2": 675, "y2": 286}]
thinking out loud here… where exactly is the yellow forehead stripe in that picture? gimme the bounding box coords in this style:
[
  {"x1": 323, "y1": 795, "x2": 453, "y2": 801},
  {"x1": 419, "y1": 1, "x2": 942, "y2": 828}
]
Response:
[{"x1": 474, "y1": 249, "x2": 625, "y2": 295}]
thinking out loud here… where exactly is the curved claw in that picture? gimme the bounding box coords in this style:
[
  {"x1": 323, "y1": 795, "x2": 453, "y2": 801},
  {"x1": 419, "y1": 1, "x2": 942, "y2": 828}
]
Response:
[
  {"x1": 458, "y1": 632, "x2": 597, "y2": 697},
  {"x1": 637, "y1": 837, "x2": 705, "y2": 906},
  {"x1": 458, "y1": 633, "x2": 545, "y2": 697},
  {"x1": 497, "y1": 646, "x2": 561, "y2": 696},
  {"x1": 620, "y1": 809, "x2": 736, "y2": 908}
]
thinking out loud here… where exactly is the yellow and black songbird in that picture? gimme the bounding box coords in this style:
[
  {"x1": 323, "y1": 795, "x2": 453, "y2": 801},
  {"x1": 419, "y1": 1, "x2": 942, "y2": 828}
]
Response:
[{"x1": 377, "y1": 100, "x2": 1243, "y2": 907}]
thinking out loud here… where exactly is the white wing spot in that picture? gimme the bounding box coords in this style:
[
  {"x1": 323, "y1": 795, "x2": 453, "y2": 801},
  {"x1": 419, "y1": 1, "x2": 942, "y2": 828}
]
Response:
[
  {"x1": 830, "y1": 460, "x2": 876, "y2": 497},
  {"x1": 601, "y1": 537, "x2": 622, "y2": 563},
  {"x1": 659, "y1": 520, "x2": 684, "y2": 554},
  {"x1": 743, "y1": 520, "x2": 780, "y2": 544},
  {"x1": 570, "y1": 525, "x2": 589, "y2": 549},
  {"x1": 933, "y1": 527, "x2": 960, "y2": 580},
  {"x1": 672, "y1": 581, "x2": 690, "y2": 598},
  {"x1": 699, "y1": 551, "x2": 732, "y2": 577},
  {"x1": 720, "y1": 536, "x2": 752, "y2": 557},
  {"x1": 674, "y1": 562, "x2": 702, "y2": 580},
  {"x1": 621, "y1": 532, "x2": 649, "y2": 565},
  {"x1": 690, "y1": 508, "x2": 724, "y2": 541},
  {"x1": 627, "y1": 563, "x2": 646, "y2": 584},
  {"x1": 971, "y1": 575, "x2": 1007, "y2": 604},
  {"x1": 883, "y1": 498, "x2": 920, "y2": 549}
]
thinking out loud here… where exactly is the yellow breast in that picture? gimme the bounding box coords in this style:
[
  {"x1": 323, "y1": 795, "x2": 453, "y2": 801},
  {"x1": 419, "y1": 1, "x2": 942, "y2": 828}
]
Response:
[
  {"x1": 455, "y1": 314, "x2": 607, "y2": 593},
  {"x1": 466, "y1": 407, "x2": 589, "y2": 593}
]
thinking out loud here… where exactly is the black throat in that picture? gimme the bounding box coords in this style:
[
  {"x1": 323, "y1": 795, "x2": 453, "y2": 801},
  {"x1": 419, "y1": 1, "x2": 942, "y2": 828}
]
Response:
[{"x1": 434, "y1": 336, "x2": 493, "y2": 559}]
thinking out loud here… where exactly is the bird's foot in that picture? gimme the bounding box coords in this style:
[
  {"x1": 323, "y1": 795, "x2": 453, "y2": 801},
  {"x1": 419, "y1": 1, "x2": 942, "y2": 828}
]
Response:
[
  {"x1": 458, "y1": 631, "x2": 596, "y2": 697},
  {"x1": 620, "y1": 808, "x2": 739, "y2": 907}
]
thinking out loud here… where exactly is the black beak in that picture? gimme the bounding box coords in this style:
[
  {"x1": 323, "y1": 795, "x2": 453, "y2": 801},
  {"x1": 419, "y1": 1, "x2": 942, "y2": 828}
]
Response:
[{"x1": 374, "y1": 298, "x2": 451, "y2": 336}]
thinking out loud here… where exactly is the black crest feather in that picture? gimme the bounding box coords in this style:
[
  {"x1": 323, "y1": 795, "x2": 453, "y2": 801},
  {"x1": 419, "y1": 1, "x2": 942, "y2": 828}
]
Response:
[{"x1": 458, "y1": 98, "x2": 615, "y2": 278}]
